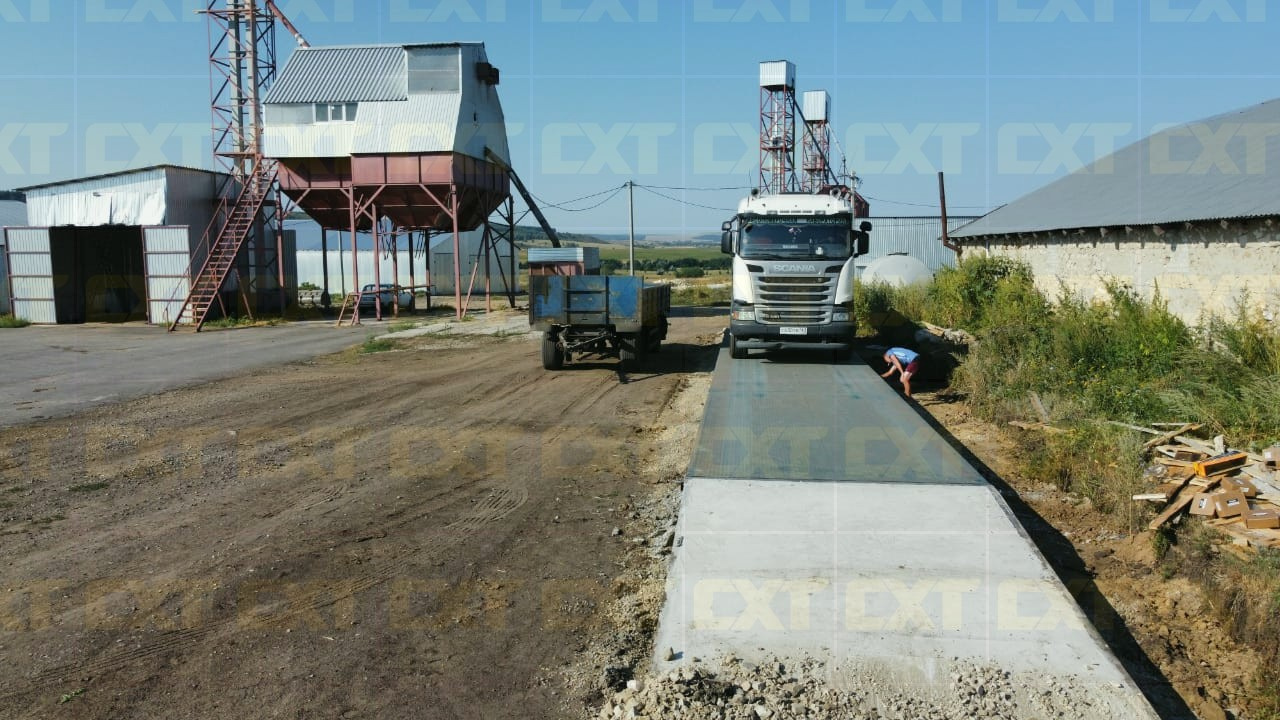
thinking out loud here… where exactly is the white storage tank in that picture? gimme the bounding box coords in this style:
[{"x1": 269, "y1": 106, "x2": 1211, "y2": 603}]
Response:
[{"x1": 862, "y1": 253, "x2": 932, "y2": 287}]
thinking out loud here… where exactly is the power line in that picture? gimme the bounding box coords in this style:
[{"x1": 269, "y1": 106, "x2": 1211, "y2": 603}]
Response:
[
  {"x1": 861, "y1": 194, "x2": 991, "y2": 211},
  {"x1": 637, "y1": 183, "x2": 753, "y2": 192},
  {"x1": 633, "y1": 184, "x2": 737, "y2": 213},
  {"x1": 528, "y1": 185, "x2": 625, "y2": 212}
]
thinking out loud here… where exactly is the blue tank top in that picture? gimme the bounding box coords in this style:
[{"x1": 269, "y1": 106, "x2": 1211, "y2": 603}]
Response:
[{"x1": 888, "y1": 347, "x2": 918, "y2": 364}]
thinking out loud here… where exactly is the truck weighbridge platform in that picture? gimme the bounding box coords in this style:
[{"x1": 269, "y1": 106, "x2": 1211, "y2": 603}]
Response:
[{"x1": 655, "y1": 344, "x2": 1159, "y2": 718}]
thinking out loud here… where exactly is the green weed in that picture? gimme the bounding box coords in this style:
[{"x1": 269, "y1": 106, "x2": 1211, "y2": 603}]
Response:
[
  {"x1": 360, "y1": 337, "x2": 396, "y2": 354},
  {"x1": 0, "y1": 315, "x2": 31, "y2": 328}
]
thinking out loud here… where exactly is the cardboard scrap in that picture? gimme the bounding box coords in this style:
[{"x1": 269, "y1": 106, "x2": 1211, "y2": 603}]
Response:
[
  {"x1": 1214, "y1": 491, "x2": 1249, "y2": 519},
  {"x1": 1244, "y1": 510, "x2": 1280, "y2": 530}
]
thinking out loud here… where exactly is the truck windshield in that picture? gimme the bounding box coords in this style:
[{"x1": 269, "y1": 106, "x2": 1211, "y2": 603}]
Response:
[{"x1": 739, "y1": 215, "x2": 852, "y2": 260}]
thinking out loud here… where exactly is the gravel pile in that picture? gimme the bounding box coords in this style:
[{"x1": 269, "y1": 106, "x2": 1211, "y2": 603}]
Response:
[{"x1": 595, "y1": 655, "x2": 1138, "y2": 720}]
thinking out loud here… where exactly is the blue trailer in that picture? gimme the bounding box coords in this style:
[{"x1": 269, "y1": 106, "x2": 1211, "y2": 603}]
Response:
[{"x1": 529, "y1": 275, "x2": 671, "y2": 370}]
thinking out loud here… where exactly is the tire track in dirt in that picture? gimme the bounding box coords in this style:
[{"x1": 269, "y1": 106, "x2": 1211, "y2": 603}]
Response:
[{"x1": 1, "y1": 475, "x2": 530, "y2": 701}]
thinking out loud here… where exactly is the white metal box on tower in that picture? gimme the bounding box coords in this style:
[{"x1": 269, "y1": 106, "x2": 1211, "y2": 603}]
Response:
[
  {"x1": 802, "y1": 90, "x2": 830, "y2": 122},
  {"x1": 759, "y1": 60, "x2": 795, "y2": 90}
]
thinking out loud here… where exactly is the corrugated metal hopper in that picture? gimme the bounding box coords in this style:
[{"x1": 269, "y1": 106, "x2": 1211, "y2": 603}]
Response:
[{"x1": 263, "y1": 42, "x2": 510, "y2": 232}]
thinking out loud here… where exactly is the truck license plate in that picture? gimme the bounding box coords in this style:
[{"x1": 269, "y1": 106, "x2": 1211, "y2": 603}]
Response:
[{"x1": 780, "y1": 327, "x2": 807, "y2": 336}]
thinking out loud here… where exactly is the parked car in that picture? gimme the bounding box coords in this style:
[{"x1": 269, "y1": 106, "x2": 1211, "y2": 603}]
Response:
[{"x1": 358, "y1": 284, "x2": 414, "y2": 314}]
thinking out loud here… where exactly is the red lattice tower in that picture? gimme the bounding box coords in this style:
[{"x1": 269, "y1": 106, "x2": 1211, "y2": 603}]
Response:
[
  {"x1": 758, "y1": 61, "x2": 798, "y2": 195},
  {"x1": 801, "y1": 90, "x2": 832, "y2": 194}
]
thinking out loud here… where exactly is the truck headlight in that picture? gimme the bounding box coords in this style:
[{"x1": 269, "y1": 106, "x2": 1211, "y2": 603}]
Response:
[
  {"x1": 832, "y1": 310, "x2": 851, "y2": 322},
  {"x1": 732, "y1": 309, "x2": 756, "y2": 322}
]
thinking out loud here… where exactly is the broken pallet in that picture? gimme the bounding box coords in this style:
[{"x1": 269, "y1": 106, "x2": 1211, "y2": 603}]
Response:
[{"x1": 1147, "y1": 473, "x2": 1214, "y2": 530}]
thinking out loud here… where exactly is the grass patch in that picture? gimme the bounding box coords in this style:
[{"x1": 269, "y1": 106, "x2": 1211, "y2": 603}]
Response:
[
  {"x1": 69, "y1": 481, "x2": 109, "y2": 493},
  {"x1": 360, "y1": 337, "x2": 396, "y2": 354},
  {"x1": 0, "y1": 315, "x2": 31, "y2": 328},
  {"x1": 672, "y1": 284, "x2": 730, "y2": 307},
  {"x1": 388, "y1": 320, "x2": 417, "y2": 333},
  {"x1": 204, "y1": 316, "x2": 283, "y2": 330}
]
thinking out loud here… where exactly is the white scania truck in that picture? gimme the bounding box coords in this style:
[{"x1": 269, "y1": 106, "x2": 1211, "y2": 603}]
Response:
[{"x1": 720, "y1": 189, "x2": 871, "y2": 360}]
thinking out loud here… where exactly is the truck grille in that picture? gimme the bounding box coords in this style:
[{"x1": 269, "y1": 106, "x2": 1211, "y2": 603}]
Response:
[{"x1": 754, "y1": 275, "x2": 834, "y2": 324}]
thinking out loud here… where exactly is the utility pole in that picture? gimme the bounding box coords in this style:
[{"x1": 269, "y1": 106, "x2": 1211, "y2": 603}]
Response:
[{"x1": 627, "y1": 180, "x2": 635, "y2": 276}]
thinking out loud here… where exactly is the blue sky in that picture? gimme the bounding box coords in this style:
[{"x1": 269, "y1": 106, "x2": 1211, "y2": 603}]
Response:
[{"x1": 1, "y1": 0, "x2": 1277, "y2": 237}]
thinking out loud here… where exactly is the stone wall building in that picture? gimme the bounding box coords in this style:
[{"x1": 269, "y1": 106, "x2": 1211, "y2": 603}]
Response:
[{"x1": 951, "y1": 98, "x2": 1280, "y2": 324}]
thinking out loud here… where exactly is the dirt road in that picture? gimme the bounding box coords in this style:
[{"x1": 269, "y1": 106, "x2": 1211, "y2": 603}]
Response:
[{"x1": 0, "y1": 310, "x2": 725, "y2": 719}]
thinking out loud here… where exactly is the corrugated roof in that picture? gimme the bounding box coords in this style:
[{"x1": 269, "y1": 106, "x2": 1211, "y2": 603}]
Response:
[
  {"x1": 16, "y1": 164, "x2": 226, "y2": 193},
  {"x1": 265, "y1": 46, "x2": 407, "y2": 104},
  {"x1": 0, "y1": 199, "x2": 27, "y2": 228},
  {"x1": 953, "y1": 97, "x2": 1280, "y2": 238}
]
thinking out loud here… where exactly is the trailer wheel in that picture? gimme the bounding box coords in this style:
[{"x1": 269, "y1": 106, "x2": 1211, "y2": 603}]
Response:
[
  {"x1": 729, "y1": 332, "x2": 746, "y2": 359},
  {"x1": 649, "y1": 315, "x2": 668, "y2": 353},
  {"x1": 542, "y1": 332, "x2": 564, "y2": 370},
  {"x1": 619, "y1": 334, "x2": 645, "y2": 370}
]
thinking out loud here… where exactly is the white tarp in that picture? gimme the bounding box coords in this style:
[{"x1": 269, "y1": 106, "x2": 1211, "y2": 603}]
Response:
[{"x1": 26, "y1": 171, "x2": 168, "y2": 227}]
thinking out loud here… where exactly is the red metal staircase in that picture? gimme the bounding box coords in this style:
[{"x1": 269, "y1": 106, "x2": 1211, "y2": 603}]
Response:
[{"x1": 169, "y1": 160, "x2": 278, "y2": 332}]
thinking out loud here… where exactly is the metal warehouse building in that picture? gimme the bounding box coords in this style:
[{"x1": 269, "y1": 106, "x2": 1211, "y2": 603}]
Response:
[
  {"x1": 0, "y1": 194, "x2": 26, "y2": 315},
  {"x1": 951, "y1": 97, "x2": 1280, "y2": 323},
  {"x1": 5, "y1": 165, "x2": 295, "y2": 325},
  {"x1": 858, "y1": 216, "x2": 977, "y2": 277}
]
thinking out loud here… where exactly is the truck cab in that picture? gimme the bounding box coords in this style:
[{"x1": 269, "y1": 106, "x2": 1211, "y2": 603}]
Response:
[{"x1": 721, "y1": 190, "x2": 870, "y2": 359}]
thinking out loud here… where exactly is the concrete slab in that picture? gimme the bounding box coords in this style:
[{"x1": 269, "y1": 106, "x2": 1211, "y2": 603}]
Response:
[
  {"x1": 0, "y1": 322, "x2": 370, "y2": 427},
  {"x1": 654, "y1": 347, "x2": 1159, "y2": 718},
  {"x1": 687, "y1": 349, "x2": 984, "y2": 484}
]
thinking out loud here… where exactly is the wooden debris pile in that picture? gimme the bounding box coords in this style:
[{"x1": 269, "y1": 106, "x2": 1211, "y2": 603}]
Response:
[{"x1": 1133, "y1": 423, "x2": 1280, "y2": 549}]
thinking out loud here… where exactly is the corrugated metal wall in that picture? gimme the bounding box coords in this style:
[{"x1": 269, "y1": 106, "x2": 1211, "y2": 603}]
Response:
[
  {"x1": 0, "y1": 241, "x2": 9, "y2": 315},
  {"x1": 294, "y1": 234, "x2": 517, "y2": 297},
  {"x1": 857, "y1": 216, "x2": 978, "y2": 275},
  {"x1": 143, "y1": 227, "x2": 191, "y2": 326},
  {"x1": 4, "y1": 228, "x2": 55, "y2": 323}
]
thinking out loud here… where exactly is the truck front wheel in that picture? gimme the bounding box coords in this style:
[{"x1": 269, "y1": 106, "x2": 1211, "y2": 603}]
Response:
[
  {"x1": 729, "y1": 332, "x2": 746, "y2": 359},
  {"x1": 542, "y1": 332, "x2": 564, "y2": 370}
]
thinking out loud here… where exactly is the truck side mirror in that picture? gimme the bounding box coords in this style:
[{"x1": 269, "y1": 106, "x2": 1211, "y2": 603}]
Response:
[
  {"x1": 721, "y1": 231, "x2": 733, "y2": 255},
  {"x1": 855, "y1": 231, "x2": 869, "y2": 256}
]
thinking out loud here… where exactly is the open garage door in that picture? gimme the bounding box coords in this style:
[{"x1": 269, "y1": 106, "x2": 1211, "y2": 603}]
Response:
[
  {"x1": 142, "y1": 226, "x2": 191, "y2": 326},
  {"x1": 4, "y1": 227, "x2": 55, "y2": 324}
]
